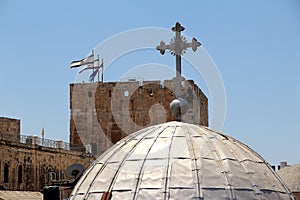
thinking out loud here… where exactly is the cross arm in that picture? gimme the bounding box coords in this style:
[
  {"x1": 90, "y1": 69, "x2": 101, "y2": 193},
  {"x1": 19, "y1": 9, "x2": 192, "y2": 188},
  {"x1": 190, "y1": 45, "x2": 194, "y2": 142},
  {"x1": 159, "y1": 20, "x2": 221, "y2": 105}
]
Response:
[
  {"x1": 156, "y1": 40, "x2": 172, "y2": 55},
  {"x1": 183, "y1": 38, "x2": 201, "y2": 52}
]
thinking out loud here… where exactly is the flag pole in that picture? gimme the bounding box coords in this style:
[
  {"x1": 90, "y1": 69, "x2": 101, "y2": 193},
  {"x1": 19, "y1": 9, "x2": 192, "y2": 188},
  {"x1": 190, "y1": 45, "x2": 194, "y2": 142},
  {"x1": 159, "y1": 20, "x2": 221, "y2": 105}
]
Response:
[
  {"x1": 92, "y1": 50, "x2": 94, "y2": 83},
  {"x1": 97, "y1": 54, "x2": 100, "y2": 82},
  {"x1": 101, "y1": 59, "x2": 104, "y2": 82},
  {"x1": 41, "y1": 127, "x2": 44, "y2": 145}
]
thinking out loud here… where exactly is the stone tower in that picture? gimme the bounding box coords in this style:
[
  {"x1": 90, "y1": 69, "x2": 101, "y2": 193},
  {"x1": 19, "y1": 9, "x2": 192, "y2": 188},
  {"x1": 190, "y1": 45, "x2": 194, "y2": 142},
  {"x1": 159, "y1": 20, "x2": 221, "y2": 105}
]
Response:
[{"x1": 70, "y1": 78, "x2": 208, "y2": 156}]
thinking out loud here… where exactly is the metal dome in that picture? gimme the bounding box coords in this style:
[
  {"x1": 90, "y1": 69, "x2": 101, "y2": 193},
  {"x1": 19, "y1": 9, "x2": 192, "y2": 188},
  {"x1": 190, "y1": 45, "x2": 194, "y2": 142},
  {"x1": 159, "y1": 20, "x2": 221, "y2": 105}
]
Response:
[{"x1": 70, "y1": 121, "x2": 294, "y2": 199}]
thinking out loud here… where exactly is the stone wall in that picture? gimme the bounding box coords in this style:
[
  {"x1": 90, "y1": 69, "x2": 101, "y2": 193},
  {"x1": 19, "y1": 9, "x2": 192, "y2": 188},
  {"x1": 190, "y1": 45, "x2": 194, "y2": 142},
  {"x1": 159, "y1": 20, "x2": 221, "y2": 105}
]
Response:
[
  {"x1": 0, "y1": 117, "x2": 20, "y2": 142},
  {"x1": 0, "y1": 117, "x2": 94, "y2": 192},
  {"x1": 0, "y1": 140, "x2": 93, "y2": 191},
  {"x1": 70, "y1": 78, "x2": 208, "y2": 156}
]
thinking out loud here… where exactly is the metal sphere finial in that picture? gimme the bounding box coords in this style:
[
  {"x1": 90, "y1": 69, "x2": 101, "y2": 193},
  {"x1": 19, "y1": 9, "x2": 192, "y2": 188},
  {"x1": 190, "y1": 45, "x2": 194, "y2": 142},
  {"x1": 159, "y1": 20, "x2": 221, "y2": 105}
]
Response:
[{"x1": 170, "y1": 98, "x2": 188, "y2": 121}]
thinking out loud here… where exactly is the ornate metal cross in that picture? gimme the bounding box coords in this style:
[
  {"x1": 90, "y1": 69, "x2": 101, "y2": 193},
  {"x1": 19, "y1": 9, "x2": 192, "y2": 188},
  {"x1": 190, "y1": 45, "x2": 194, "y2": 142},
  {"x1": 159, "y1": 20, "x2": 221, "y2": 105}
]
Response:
[{"x1": 156, "y1": 22, "x2": 201, "y2": 97}]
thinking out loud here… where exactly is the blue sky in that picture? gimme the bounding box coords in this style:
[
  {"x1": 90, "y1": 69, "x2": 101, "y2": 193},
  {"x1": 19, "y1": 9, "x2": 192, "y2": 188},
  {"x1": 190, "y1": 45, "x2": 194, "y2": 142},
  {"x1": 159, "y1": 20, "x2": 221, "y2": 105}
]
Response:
[{"x1": 0, "y1": 1, "x2": 299, "y2": 165}]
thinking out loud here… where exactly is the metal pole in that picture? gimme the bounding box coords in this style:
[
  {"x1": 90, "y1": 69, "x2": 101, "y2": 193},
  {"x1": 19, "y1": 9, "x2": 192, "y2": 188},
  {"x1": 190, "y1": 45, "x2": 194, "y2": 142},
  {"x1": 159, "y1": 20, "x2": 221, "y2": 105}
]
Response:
[
  {"x1": 97, "y1": 54, "x2": 100, "y2": 82},
  {"x1": 92, "y1": 50, "x2": 94, "y2": 83},
  {"x1": 175, "y1": 30, "x2": 182, "y2": 97},
  {"x1": 101, "y1": 59, "x2": 104, "y2": 82},
  {"x1": 176, "y1": 54, "x2": 181, "y2": 97}
]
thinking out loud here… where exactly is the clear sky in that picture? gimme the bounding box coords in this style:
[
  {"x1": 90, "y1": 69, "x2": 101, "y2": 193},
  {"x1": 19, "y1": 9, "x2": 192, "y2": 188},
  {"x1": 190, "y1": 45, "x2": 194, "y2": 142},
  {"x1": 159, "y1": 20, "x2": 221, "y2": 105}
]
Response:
[{"x1": 0, "y1": 1, "x2": 299, "y2": 165}]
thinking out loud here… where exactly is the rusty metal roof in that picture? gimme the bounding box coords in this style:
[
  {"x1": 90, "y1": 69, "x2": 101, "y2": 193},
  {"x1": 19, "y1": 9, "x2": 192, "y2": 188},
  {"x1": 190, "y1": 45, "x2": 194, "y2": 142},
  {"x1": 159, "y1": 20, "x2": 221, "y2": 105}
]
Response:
[{"x1": 70, "y1": 121, "x2": 294, "y2": 199}]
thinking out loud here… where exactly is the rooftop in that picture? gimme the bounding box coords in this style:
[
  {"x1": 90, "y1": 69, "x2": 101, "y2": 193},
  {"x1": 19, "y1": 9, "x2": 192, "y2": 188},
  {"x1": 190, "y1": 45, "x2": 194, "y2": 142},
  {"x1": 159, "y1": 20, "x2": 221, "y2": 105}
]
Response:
[{"x1": 277, "y1": 164, "x2": 300, "y2": 193}]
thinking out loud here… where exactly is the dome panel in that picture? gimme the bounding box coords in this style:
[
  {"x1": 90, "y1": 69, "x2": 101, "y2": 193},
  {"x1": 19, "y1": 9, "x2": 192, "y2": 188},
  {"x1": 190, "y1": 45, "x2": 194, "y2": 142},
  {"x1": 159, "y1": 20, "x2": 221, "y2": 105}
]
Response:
[
  {"x1": 87, "y1": 193, "x2": 103, "y2": 199},
  {"x1": 242, "y1": 161, "x2": 281, "y2": 192},
  {"x1": 169, "y1": 188, "x2": 195, "y2": 199},
  {"x1": 75, "y1": 163, "x2": 103, "y2": 195},
  {"x1": 89, "y1": 163, "x2": 118, "y2": 193},
  {"x1": 214, "y1": 140, "x2": 237, "y2": 161},
  {"x1": 127, "y1": 138, "x2": 156, "y2": 160},
  {"x1": 169, "y1": 137, "x2": 190, "y2": 158},
  {"x1": 70, "y1": 122, "x2": 294, "y2": 200},
  {"x1": 261, "y1": 192, "x2": 292, "y2": 200},
  {"x1": 169, "y1": 159, "x2": 194, "y2": 188},
  {"x1": 234, "y1": 190, "x2": 259, "y2": 199},
  {"x1": 221, "y1": 159, "x2": 253, "y2": 189},
  {"x1": 113, "y1": 161, "x2": 138, "y2": 191},
  {"x1": 72, "y1": 195, "x2": 85, "y2": 200},
  {"x1": 202, "y1": 188, "x2": 228, "y2": 199},
  {"x1": 111, "y1": 192, "x2": 132, "y2": 200},
  {"x1": 147, "y1": 138, "x2": 171, "y2": 159},
  {"x1": 139, "y1": 163, "x2": 164, "y2": 189},
  {"x1": 136, "y1": 189, "x2": 161, "y2": 199},
  {"x1": 159, "y1": 126, "x2": 175, "y2": 138},
  {"x1": 173, "y1": 126, "x2": 186, "y2": 137},
  {"x1": 197, "y1": 158, "x2": 227, "y2": 188},
  {"x1": 108, "y1": 140, "x2": 137, "y2": 163},
  {"x1": 228, "y1": 140, "x2": 262, "y2": 162},
  {"x1": 132, "y1": 125, "x2": 161, "y2": 140}
]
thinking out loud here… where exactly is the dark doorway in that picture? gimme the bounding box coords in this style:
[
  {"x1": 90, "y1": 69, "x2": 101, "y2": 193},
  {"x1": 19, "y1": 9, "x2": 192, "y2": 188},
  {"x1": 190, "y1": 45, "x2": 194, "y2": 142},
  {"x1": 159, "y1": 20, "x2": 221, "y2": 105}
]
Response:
[
  {"x1": 4, "y1": 163, "x2": 9, "y2": 183},
  {"x1": 18, "y1": 165, "x2": 23, "y2": 184}
]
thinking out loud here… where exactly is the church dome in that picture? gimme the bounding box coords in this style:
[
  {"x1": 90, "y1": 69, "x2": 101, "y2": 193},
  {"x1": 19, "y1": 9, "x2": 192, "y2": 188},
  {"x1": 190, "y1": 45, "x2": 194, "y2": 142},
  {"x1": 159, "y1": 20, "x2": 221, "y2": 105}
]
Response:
[{"x1": 70, "y1": 121, "x2": 294, "y2": 199}]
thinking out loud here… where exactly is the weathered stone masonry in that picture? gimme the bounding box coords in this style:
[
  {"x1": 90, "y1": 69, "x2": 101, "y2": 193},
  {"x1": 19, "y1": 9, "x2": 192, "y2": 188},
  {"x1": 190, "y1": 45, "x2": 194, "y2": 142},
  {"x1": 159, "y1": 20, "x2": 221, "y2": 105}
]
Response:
[
  {"x1": 70, "y1": 78, "x2": 208, "y2": 156},
  {"x1": 0, "y1": 117, "x2": 93, "y2": 191}
]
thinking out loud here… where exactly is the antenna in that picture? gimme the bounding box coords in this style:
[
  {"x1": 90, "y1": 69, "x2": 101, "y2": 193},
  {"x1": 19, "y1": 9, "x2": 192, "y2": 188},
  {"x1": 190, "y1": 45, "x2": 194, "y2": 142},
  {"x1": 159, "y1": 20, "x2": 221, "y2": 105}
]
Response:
[{"x1": 65, "y1": 164, "x2": 84, "y2": 180}]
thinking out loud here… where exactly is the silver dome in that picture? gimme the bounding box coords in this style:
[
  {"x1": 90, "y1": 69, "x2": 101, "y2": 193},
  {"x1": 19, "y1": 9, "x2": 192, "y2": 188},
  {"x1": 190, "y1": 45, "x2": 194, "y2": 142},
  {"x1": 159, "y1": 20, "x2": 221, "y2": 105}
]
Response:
[{"x1": 70, "y1": 121, "x2": 294, "y2": 199}]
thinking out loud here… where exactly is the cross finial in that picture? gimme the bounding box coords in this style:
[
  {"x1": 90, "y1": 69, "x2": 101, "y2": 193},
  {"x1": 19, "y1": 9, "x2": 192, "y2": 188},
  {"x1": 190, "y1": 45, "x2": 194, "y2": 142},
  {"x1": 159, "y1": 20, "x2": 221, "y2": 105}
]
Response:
[
  {"x1": 156, "y1": 22, "x2": 201, "y2": 121},
  {"x1": 156, "y1": 22, "x2": 201, "y2": 96}
]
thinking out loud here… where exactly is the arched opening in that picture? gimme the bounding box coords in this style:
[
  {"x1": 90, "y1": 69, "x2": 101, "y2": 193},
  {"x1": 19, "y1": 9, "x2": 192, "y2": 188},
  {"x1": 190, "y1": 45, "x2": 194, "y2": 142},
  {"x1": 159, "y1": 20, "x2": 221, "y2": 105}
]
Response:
[
  {"x1": 18, "y1": 165, "x2": 23, "y2": 184},
  {"x1": 4, "y1": 163, "x2": 9, "y2": 183}
]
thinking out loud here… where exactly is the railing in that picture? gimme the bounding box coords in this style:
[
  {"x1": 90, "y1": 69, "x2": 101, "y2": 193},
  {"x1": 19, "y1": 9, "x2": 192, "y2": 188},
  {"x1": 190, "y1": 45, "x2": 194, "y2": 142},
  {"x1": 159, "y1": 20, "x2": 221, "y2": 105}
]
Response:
[
  {"x1": 21, "y1": 135, "x2": 71, "y2": 150},
  {"x1": 1, "y1": 132, "x2": 74, "y2": 151}
]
